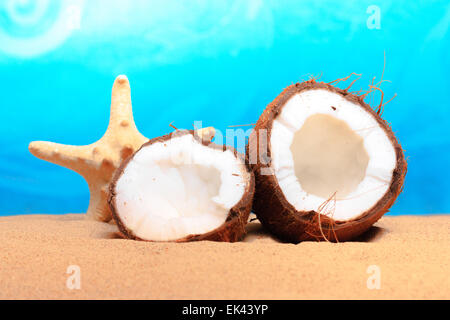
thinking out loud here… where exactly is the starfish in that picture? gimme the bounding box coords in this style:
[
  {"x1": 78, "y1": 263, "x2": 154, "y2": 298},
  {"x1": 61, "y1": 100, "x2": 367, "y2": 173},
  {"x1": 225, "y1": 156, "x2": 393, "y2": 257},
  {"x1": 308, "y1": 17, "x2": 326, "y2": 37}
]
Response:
[{"x1": 29, "y1": 75, "x2": 215, "y2": 222}]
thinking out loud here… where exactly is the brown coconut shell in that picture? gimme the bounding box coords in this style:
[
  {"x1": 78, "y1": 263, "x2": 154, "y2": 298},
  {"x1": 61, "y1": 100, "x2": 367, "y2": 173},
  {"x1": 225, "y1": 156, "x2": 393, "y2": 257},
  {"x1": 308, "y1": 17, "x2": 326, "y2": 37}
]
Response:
[
  {"x1": 109, "y1": 130, "x2": 255, "y2": 243},
  {"x1": 247, "y1": 80, "x2": 407, "y2": 243}
]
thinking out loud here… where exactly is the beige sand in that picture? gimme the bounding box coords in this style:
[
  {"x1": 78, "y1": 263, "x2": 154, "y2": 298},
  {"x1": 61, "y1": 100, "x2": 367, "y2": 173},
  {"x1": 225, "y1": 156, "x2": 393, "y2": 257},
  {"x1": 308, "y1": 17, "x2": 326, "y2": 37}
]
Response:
[{"x1": 0, "y1": 214, "x2": 448, "y2": 299}]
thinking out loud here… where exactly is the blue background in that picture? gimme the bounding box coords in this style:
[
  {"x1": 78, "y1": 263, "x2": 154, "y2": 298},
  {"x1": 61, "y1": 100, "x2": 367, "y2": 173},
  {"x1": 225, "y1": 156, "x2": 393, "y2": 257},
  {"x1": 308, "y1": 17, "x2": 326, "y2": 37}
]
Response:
[{"x1": 1, "y1": 0, "x2": 449, "y2": 215}]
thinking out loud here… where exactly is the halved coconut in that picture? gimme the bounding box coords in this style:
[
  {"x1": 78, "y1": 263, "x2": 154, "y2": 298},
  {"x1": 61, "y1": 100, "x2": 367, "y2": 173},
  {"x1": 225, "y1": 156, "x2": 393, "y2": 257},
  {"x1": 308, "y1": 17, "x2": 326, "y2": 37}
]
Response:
[
  {"x1": 247, "y1": 80, "x2": 407, "y2": 242},
  {"x1": 109, "y1": 130, "x2": 254, "y2": 242}
]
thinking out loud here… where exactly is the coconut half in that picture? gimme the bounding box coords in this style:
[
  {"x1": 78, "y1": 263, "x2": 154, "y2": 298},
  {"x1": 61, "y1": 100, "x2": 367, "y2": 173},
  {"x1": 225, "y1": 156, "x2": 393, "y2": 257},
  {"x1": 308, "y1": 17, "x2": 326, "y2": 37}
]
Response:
[
  {"x1": 109, "y1": 130, "x2": 254, "y2": 242},
  {"x1": 248, "y1": 80, "x2": 407, "y2": 242}
]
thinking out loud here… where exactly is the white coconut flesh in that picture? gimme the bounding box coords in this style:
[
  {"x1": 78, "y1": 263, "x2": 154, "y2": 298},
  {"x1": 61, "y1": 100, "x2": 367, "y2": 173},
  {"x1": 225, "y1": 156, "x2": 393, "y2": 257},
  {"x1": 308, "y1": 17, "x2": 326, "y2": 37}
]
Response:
[
  {"x1": 270, "y1": 89, "x2": 397, "y2": 222},
  {"x1": 113, "y1": 133, "x2": 249, "y2": 241}
]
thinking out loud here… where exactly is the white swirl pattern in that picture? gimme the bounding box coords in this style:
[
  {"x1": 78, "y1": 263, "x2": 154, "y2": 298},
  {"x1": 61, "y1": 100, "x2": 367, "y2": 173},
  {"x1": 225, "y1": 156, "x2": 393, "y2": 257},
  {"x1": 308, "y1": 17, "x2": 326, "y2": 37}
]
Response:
[{"x1": 0, "y1": 0, "x2": 84, "y2": 57}]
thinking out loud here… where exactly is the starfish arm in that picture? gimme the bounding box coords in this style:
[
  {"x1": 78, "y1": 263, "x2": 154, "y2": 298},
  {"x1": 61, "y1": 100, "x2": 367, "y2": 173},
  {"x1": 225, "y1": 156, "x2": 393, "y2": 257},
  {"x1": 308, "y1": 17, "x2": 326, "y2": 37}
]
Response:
[
  {"x1": 104, "y1": 75, "x2": 144, "y2": 138},
  {"x1": 28, "y1": 141, "x2": 94, "y2": 175},
  {"x1": 196, "y1": 127, "x2": 216, "y2": 142},
  {"x1": 85, "y1": 182, "x2": 112, "y2": 222}
]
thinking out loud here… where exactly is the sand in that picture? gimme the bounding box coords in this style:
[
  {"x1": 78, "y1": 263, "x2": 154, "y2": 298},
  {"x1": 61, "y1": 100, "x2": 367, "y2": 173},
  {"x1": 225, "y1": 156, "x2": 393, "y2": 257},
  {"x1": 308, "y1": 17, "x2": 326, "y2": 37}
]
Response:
[{"x1": 0, "y1": 214, "x2": 448, "y2": 299}]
